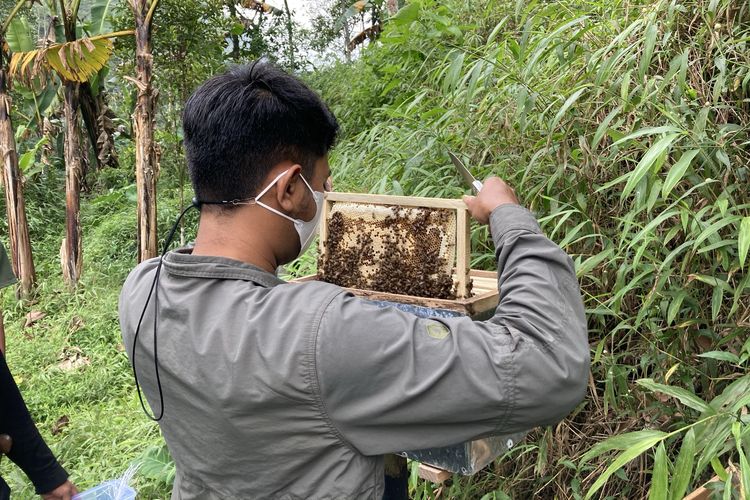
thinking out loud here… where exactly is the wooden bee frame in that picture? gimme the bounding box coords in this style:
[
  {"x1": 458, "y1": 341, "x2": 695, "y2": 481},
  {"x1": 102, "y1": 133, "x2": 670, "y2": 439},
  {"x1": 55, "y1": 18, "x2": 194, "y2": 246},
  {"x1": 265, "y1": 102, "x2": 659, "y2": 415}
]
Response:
[{"x1": 302, "y1": 192, "x2": 499, "y2": 317}]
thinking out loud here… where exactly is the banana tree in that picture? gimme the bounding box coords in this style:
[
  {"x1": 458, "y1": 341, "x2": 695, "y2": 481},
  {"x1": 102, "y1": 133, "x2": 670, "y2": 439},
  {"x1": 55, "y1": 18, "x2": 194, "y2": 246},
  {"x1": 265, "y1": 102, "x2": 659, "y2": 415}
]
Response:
[
  {"x1": 10, "y1": 0, "x2": 132, "y2": 288},
  {"x1": 128, "y1": 0, "x2": 159, "y2": 262},
  {"x1": 1, "y1": 0, "x2": 37, "y2": 298},
  {"x1": 79, "y1": 0, "x2": 120, "y2": 171}
]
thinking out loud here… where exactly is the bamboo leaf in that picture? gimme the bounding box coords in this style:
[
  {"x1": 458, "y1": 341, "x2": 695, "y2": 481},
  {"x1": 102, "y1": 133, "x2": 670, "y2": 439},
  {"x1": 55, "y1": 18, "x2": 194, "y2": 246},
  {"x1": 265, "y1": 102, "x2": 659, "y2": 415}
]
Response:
[
  {"x1": 576, "y1": 248, "x2": 614, "y2": 277},
  {"x1": 739, "y1": 217, "x2": 750, "y2": 268},
  {"x1": 734, "y1": 422, "x2": 750, "y2": 499},
  {"x1": 637, "y1": 379, "x2": 714, "y2": 414},
  {"x1": 580, "y1": 429, "x2": 667, "y2": 463},
  {"x1": 622, "y1": 133, "x2": 680, "y2": 199},
  {"x1": 442, "y1": 51, "x2": 464, "y2": 92},
  {"x1": 550, "y1": 87, "x2": 588, "y2": 131},
  {"x1": 697, "y1": 351, "x2": 740, "y2": 363},
  {"x1": 638, "y1": 22, "x2": 658, "y2": 80},
  {"x1": 693, "y1": 217, "x2": 740, "y2": 250},
  {"x1": 648, "y1": 442, "x2": 668, "y2": 500},
  {"x1": 584, "y1": 434, "x2": 667, "y2": 499},
  {"x1": 611, "y1": 126, "x2": 682, "y2": 147},
  {"x1": 667, "y1": 291, "x2": 686, "y2": 325},
  {"x1": 711, "y1": 286, "x2": 723, "y2": 322},
  {"x1": 592, "y1": 106, "x2": 621, "y2": 150},
  {"x1": 670, "y1": 428, "x2": 695, "y2": 500},
  {"x1": 662, "y1": 149, "x2": 699, "y2": 198}
]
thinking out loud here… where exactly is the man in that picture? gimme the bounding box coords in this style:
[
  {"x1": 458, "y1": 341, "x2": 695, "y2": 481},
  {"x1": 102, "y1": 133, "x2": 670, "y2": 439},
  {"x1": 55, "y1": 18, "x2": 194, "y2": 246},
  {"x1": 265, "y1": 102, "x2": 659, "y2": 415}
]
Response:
[
  {"x1": 119, "y1": 61, "x2": 589, "y2": 499},
  {"x1": 0, "y1": 242, "x2": 77, "y2": 500}
]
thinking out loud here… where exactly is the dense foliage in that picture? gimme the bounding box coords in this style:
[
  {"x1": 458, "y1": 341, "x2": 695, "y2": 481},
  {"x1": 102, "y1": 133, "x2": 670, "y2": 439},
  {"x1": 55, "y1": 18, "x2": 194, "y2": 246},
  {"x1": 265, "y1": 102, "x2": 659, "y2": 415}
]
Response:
[{"x1": 1, "y1": 0, "x2": 748, "y2": 498}]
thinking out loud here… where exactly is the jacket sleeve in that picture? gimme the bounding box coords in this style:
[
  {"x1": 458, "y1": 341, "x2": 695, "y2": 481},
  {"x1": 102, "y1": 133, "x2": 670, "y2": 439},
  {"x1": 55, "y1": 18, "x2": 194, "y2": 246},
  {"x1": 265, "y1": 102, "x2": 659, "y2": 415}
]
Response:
[
  {"x1": 314, "y1": 204, "x2": 590, "y2": 456},
  {"x1": 0, "y1": 353, "x2": 69, "y2": 494}
]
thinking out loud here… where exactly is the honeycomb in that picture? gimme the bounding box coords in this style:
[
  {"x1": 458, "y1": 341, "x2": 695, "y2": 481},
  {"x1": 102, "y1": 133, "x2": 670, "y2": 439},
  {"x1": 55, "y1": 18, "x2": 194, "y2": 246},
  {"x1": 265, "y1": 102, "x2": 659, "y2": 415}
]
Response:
[{"x1": 318, "y1": 202, "x2": 458, "y2": 299}]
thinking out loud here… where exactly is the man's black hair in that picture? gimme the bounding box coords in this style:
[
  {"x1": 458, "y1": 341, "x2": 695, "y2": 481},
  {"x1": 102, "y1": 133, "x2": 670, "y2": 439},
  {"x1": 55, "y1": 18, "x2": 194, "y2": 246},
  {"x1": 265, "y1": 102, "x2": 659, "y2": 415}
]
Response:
[{"x1": 183, "y1": 60, "x2": 339, "y2": 205}]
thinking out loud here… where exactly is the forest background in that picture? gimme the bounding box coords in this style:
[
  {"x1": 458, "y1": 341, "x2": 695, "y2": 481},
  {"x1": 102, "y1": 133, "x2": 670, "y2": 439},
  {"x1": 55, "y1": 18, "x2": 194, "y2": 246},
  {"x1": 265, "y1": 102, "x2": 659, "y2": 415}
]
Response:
[{"x1": 0, "y1": 0, "x2": 748, "y2": 498}]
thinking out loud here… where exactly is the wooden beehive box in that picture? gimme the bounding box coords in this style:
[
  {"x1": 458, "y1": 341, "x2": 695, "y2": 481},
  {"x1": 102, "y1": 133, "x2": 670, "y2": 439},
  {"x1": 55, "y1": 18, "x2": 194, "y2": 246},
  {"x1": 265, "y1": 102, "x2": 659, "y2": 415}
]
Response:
[{"x1": 296, "y1": 192, "x2": 499, "y2": 317}]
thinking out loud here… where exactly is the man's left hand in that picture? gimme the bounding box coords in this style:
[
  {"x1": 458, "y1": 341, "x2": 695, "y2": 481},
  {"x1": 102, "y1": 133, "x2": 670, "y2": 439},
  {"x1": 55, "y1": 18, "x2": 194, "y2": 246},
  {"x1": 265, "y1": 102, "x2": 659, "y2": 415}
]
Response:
[{"x1": 42, "y1": 480, "x2": 78, "y2": 500}]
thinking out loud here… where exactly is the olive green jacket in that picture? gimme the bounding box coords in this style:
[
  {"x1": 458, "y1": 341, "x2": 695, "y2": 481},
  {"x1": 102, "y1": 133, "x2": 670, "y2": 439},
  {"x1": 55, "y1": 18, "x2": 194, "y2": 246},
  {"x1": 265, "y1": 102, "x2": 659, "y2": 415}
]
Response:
[{"x1": 118, "y1": 204, "x2": 589, "y2": 499}]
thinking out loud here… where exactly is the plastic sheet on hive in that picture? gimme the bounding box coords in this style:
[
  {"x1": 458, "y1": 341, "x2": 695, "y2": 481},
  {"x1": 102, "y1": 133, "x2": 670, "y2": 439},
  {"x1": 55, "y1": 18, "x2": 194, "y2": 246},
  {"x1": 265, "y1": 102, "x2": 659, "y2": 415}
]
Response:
[
  {"x1": 318, "y1": 203, "x2": 457, "y2": 299},
  {"x1": 369, "y1": 299, "x2": 527, "y2": 475}
]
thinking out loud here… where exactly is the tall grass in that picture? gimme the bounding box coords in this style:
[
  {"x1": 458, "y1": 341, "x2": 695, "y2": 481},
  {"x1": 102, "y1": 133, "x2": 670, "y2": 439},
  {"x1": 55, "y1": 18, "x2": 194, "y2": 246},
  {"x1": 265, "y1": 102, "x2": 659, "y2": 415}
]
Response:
[
  {"x1": 315, "y1": 0, "x2": 750, "y2": 497},
  {"x1": 2, "y1": 0, "x2": 747, "y2": 496}
]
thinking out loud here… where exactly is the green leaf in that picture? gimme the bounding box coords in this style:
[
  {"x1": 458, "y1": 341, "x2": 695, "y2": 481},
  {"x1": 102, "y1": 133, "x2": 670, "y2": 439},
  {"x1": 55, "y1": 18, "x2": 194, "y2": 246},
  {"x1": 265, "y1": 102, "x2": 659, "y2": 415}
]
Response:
[
  {"x1": 442, "y1": 51, "x2": 465, "y2": 93},
  {"x1": 622, "y1": 133, "x2": 681, "y2": 200},
  {"x1": 18, "y1": 150, "x2": 35, "y2": 172},
  {"x1": 715, "y1": 149, "x2": 730, "y2": 168},
  {"x1": 735, "y1": 423, "x2": 750, "y2": 499},
  {"x1": 581, "y1": 429, "x2": 668, "y2": 463},
  {"x1": 708, "y1": 374, "x2": 750, "y2": 413},
  {"x1": 638, "y1": 22, "x2": 658, "y2": 80},
  {"x1": 90, "y1": 0, "x2": 114, "y2": 36},
  {"x1": 575, "y1": 248, "x2": 614, "y2": 277},
  {"x1": 637, "y1": 379, "x2": 714, "y2": 414},
  {"x1": 611, "y1": 126, "x2": 682, "y2": 148},
  {"x1": 711, "y1": 457, "x2": 729, "y2": 481},
  {"x1": 722, "y1": 473, "x2": 733, "y2": 500},
  {"x1": 697, "y1": 351, "x2": 740, "y2": 363},
  {"x1": 711, "y1": 286, "x2": 723, "y2": 322},
  {"x1": 136, "y1": 444, "x2": 175, "y2": 485},
  {"x1": 392, "y1": 2, "x2": 421, "y2": 26},
  {"x1": 716, "y1": 198, "x2": 728, "y2": 217},
  {"x1": 670, "y1": 429, "x2": 695, "y2": 500},
  {"x1": 739, "y1": 217, "x2": 750, "y2": 268},
  {"x1": 584, "y1": 433, "x2": 667, "y2": 499},
  {"x1": 550, "y1": 86, "x2": 589, "y2": 131},
  {"x1": 5, "y1": 16, "x2": 34, "y2": 52},
  {"x1": 592, "y1": 106, "x2": 621, "y2": 150},
  {"x1": 662, "y1": 149, "x2": 699, "y2": 198},
  {"x1": 667, "y1": 292, "x2": 686, "y2": 325},
  {"x1": 693, "y1": 217, "x2": 739, "y2": 250},
  {"x1": 649, "y1": 442, "x2": 668, "y2": 500}
]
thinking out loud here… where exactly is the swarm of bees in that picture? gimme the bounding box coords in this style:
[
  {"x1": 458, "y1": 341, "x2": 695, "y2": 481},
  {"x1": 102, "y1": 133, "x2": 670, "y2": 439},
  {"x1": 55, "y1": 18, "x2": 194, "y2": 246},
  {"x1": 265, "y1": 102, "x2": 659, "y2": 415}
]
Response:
[{"x1": 318, "y1": 204, "x2": 457, "y2": 299}]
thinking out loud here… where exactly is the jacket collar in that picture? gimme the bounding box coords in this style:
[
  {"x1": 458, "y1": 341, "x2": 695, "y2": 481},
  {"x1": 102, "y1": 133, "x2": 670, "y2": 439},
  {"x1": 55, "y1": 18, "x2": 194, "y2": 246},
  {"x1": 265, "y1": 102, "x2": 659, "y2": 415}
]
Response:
[{"x1": 162, "y1": 248, "x2": 286, "y2": 288}]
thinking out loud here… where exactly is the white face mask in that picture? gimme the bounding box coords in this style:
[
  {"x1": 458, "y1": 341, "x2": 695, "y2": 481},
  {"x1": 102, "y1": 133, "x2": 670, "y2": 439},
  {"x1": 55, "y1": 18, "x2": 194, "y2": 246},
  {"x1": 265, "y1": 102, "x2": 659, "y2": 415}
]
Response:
[{"x1": 254, "y1": 169, "x2": 324, "y2": 259}]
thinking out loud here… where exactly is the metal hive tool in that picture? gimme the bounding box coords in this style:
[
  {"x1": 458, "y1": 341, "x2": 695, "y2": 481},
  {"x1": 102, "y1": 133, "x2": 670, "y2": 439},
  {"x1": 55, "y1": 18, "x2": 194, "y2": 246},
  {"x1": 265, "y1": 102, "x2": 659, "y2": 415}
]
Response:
[{"x1": 318, "y1": 201, "x2": 459, "y2": 299}]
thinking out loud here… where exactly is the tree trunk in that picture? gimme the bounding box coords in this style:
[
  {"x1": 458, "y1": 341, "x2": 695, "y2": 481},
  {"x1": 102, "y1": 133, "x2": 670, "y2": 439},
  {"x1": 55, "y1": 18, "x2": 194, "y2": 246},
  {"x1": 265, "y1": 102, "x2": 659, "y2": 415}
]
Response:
[
  {"x1": 61, "y1": 82, "x2": 83, "y2": 288},
  {"x1": 282, "y1": 0, "x2": 295, "y2": 70},
  {"x1": 342, "y1": 18, "x2": 351, "y2": 62},
  {"x1": 132, "y1": 1, "x2": 159, "y2": 262},
  {"x1": 0, "y1": 67, "x2": 36, "y2": 297},
  {"x1": 227, "y1": 1, "x2": 241, "y2": 62}
]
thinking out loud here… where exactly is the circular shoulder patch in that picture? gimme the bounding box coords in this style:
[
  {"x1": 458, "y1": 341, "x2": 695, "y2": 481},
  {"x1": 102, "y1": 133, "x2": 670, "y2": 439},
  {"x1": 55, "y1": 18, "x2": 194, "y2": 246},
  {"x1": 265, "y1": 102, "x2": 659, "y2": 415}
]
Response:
[{"x1": 425, "y1": 321, "x2": 450, "y2": 340}]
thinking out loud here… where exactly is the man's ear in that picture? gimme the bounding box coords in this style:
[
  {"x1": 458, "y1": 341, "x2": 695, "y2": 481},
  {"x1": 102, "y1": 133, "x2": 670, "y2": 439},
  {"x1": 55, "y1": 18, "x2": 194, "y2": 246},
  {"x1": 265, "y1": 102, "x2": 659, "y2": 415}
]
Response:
[{"x1": 276, "y1": 164, "x2": 303, "y2": 212}]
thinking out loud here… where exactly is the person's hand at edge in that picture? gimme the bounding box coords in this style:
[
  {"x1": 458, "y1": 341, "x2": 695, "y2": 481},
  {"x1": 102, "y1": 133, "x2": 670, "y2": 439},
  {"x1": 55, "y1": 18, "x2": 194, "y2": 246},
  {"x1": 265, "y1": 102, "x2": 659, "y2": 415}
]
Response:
[
  {"x1": 462, "y1": 176, "x2": 519, "y2": 225},
  {"x1": 41, "y1": 480, "x2": 77, "y2": 500}
]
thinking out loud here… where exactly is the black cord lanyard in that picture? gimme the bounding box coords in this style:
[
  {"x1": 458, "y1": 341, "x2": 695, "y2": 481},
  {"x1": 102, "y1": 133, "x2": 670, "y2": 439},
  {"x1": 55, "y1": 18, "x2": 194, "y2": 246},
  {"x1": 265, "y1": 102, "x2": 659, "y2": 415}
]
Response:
[{"x1": 131, "y1": 197, "x2": 246, "y2": 421}]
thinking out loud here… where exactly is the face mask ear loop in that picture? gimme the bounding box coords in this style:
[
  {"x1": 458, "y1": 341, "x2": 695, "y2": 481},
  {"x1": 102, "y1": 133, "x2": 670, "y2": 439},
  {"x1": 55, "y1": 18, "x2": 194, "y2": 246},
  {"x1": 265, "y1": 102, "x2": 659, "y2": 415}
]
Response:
[{"x1": 132, "y1": 202, "x2": 197, "y2": 421}]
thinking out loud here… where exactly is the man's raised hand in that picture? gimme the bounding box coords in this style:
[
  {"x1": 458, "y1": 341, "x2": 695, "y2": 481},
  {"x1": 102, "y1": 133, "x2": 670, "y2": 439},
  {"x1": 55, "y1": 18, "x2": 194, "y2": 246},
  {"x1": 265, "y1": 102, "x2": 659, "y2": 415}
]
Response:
[{"x1": 462, "y1": 176, "x2": 519, "y2": 225}]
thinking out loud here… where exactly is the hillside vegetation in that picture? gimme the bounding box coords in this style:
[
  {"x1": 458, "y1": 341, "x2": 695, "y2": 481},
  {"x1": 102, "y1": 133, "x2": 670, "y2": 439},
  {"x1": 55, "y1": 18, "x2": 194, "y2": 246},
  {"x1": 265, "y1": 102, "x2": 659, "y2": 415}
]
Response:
[{"x1": 1, "y1": 0, "x2": 748, "y2": 498}]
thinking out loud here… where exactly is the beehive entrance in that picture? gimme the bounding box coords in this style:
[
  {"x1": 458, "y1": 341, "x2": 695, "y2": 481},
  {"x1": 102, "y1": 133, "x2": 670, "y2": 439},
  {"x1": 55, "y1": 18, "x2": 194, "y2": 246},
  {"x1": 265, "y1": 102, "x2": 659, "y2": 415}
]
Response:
[{"x1": 317, "y1": 193, "x2": 473, "y2": 300}]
